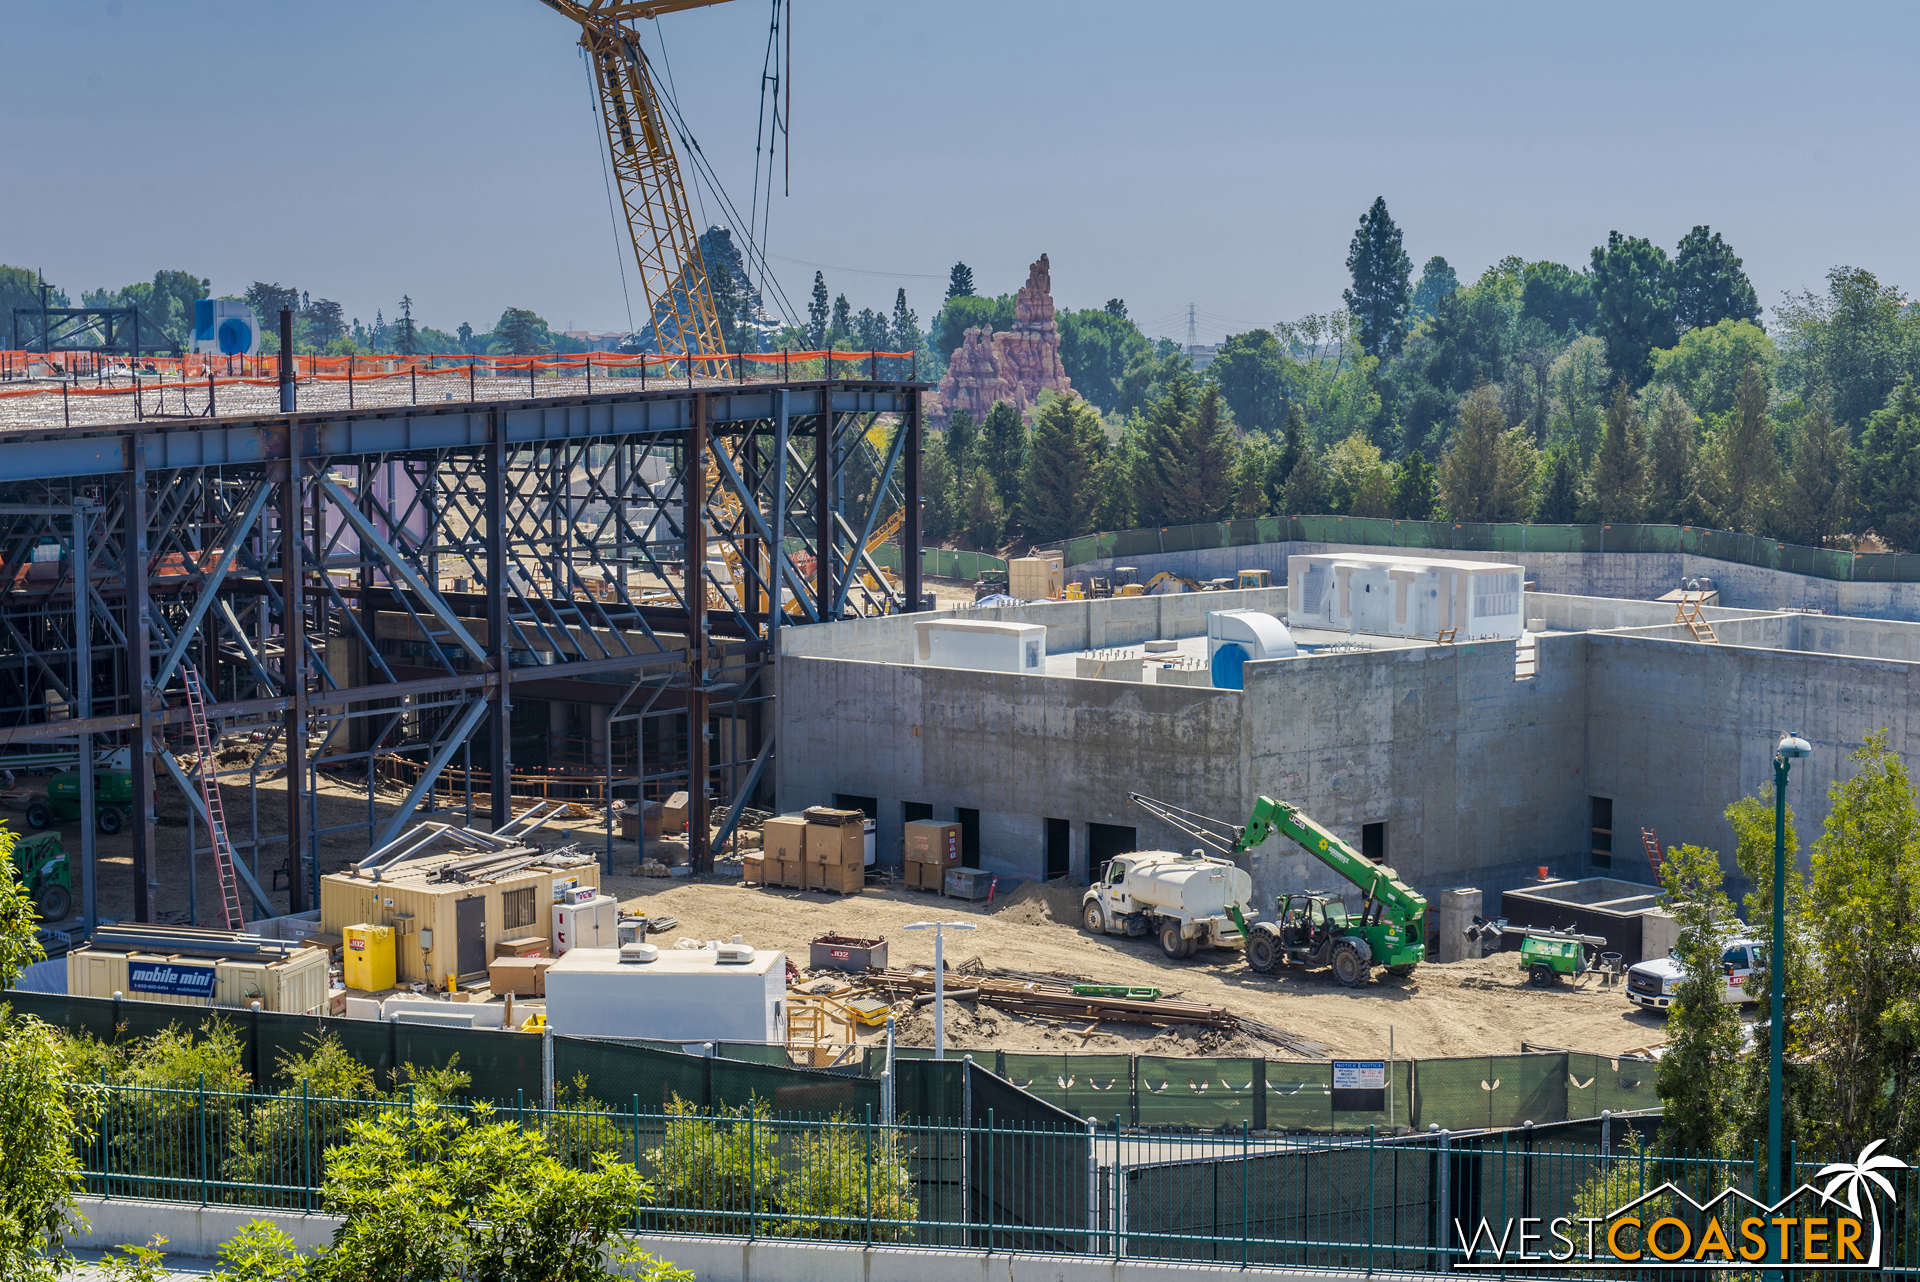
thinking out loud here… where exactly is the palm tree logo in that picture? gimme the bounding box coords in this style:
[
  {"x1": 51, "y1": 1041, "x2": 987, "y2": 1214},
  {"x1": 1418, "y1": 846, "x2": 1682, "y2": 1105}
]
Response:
[{"x1": 1816, "y1": 1139, "x2": 1908, "y2": 1267}]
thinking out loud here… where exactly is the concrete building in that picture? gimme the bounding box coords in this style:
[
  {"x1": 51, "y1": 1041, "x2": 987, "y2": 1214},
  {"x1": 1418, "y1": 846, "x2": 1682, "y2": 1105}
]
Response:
[{"x1": 774, "y1": 543, "x2": 1920, "y2": 940}]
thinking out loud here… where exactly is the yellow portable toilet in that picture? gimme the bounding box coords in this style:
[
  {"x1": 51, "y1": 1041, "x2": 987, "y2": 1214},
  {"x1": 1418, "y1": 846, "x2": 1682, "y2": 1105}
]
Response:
[{"x1": 342, "y1": 923, "x2": 396, "y2": 992}]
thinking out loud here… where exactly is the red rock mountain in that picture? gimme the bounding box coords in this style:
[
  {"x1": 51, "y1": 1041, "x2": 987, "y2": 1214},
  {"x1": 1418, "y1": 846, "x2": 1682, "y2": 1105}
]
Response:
[{"x1": 928, "y1": 254, "x2": 1073, "y2": 428}]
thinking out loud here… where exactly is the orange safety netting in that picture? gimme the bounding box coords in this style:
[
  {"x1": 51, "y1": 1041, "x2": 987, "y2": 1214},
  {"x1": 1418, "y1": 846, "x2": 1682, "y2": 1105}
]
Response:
[{"x1": 0, "y1": 347, "x2": 918, "y2": 401}]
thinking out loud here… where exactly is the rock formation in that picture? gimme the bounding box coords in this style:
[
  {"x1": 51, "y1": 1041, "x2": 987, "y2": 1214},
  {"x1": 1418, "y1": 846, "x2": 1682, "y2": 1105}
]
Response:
[{"x1": 928, "y1": 254, "x2": 1074, "y2": 428}]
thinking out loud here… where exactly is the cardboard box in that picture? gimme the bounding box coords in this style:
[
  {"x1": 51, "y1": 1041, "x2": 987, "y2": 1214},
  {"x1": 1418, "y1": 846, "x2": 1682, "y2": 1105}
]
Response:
[
  {"x1": 662, "y1": 791, "x2": 690, "y2": 833},
  {"x1": 762, "y1": 816, "x2": 807, "y2": 862},
  {"x1": 806, "y1": 821, "x2": 865, "y2": 867},
  {"x1": 494, "y1": 937, "x2": 550, "y2": 959},
  {"x1": 777, "y1": 858, "x2": 806, "y2": 889},
  {"x1": 742, "y1": 856, "x2": 765, "y2": 886},
  {"x1": 487, "y1": 956, "x2": 551, "y2": 997},
  {"x1": 807, "y1": 861, "x2": 863, "y2": 894},
  {"x1": 905, "y1": 861, "x2": 944, "y2": 892},
  {"x1": 904, "y1": 820, "x2": 962, "y2": 866}
]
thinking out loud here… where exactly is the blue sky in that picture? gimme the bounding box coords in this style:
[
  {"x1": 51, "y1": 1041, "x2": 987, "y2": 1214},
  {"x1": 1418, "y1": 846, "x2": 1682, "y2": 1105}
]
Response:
[{"x1": 6, "y1": 1, "x2": 1916, "y2": 343}]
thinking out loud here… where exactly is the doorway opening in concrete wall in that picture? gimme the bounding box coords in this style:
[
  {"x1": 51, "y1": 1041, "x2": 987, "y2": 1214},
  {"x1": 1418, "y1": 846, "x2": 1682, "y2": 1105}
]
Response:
[
  {"x1": 1590, "y1": 797, "x2": 1613, "y2": 869},
  {"x1": 902, "y1": 801, "x2": 932, "y2": 826},
  {"x1": 834, "y1": 793, "x2": 878, "y2": 820},
  {"x1": 1362, "y1": 822, "x2": 1386, "y2": 863},
  {"x1": 955, "y1": 808, "x2": 981, "y2": 867},
  {"x1": 1088, "y1": 823, "x2": 1137, "y2": 882},
  {"x1": 1045, "y1": 818, "x2": 1071, "y2": 880}
]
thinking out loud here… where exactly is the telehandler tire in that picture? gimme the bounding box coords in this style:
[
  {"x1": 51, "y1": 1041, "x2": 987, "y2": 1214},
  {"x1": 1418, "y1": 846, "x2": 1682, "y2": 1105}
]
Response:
[
  {"x1": 1246, "y1": 924, "x2": 1285, "y2": 974},
  {"x1": 1331, "y1": 940, "x2": 1369, "y2": 988}
]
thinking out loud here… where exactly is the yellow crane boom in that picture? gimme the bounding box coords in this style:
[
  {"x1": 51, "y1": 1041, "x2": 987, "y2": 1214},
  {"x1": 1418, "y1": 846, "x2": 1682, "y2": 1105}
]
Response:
[{"x1": 537, "y1": 0, "x2": 730, "y2": 358}]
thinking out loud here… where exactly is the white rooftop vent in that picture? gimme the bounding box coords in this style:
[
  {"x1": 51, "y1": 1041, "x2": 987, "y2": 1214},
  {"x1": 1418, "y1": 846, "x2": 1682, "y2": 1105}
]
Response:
[
  {"x1": 714, "y1": 942, "x2": 754, "y2": 964},
  {"x1": 619, "y1": 942, "x2": 659, "y2": 964}
]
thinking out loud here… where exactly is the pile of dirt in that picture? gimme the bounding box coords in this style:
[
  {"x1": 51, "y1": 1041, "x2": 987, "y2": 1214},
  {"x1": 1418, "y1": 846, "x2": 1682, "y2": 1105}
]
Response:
[
  {"x1": 887, "y1": 998, "x2": 1282, "y2": 1058},
  {"x1": 989, "y1": 879, "x2": 1084, "y2": 928}
]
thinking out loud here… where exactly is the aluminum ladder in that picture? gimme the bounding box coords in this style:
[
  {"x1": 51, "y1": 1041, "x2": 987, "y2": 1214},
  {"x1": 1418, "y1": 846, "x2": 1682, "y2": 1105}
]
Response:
[{"x1": 182, "y1": 662, "x2": 246, "y2": 931}]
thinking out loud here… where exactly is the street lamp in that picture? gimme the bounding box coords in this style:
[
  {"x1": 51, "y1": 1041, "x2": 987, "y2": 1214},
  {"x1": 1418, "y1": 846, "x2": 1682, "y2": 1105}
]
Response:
[
  {"x1": 903, "y1": 920, "x2": 977, "y2": 1059},
  {"x1": 1769, "y1": 733, "x2": 1809, "y2": 1232}
]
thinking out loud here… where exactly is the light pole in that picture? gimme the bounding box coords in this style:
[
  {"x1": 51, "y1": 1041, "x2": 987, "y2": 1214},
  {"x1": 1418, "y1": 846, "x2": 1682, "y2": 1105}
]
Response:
[
  {"x1": 1769, "y1": 732, "x2": 1809, "y2": 1235},
  {"x1": 904, "y1": 920, "x2": 976, "y2": 1059}
]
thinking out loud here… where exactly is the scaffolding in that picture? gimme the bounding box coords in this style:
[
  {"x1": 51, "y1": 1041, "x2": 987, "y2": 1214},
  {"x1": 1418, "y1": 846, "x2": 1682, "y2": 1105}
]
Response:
[{"x1": 0, "y1": 370, "x2": 924, "y2": 931}]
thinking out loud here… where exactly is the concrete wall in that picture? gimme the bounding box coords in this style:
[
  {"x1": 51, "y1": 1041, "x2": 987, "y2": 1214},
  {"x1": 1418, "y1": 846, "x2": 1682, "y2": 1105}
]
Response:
[
  {"x1": 1070, "y1": 541, "x2": 1920, "y2": 621},
  {"x1": 1522, "y1": 592, "x2": 1774, "y2": 634}
]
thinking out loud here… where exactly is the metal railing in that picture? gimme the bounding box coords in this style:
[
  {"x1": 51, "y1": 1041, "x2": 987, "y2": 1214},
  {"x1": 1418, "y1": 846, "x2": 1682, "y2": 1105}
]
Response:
[{"x1": 75, "y1": 1083, "x2": 1917, "y2": 1272}]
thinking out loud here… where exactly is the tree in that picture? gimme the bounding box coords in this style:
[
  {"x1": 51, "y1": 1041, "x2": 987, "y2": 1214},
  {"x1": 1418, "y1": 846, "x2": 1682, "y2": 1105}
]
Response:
[
  {"x1": 1589, "y1": 231, "x2": 1676, "y2": 388},
  {"x1": 1233, "y1": 432, "x2": 1284, "y2": 518},
  {"x1": 456, "y1": 321, "x2": 473, "y2": 349},
  {"x1": 1546, "y1": 336, "x2": 1611, "y2": 461},
  {"x1": 1323, "y1": 432, "x2": 1393, "y2": 517},
  {"x1": 828, "y1": 294, "x2": 852, "y2": 347},
  {"x1": 1779, "y1": 396, "x2": 1852, "y2": 548},
  {"x1": 943, "y1": 408, "x2": 978, "y2": 472},
  {"x1": 1653, "y1": 840, "x2": 1747, "y2": 1157},
  {"x1": 1409, "y1": 256, "x2": 1459, "y2": 322},
  {"x1": 945, "y1": 262, "x2": 974, "y2": 300},
  {"x1": 0, "y1": 266, "x2": 64, "y2": 343},
  {"x1": 1672, "y1": 225, "x2": 1762, "y2": 332},
  {"x1": 853, "y1": 306, "x2": 888, "y2": 351},
  {"x1": 919, "y1": 433, "x2": 959, "y2": 543},
  {"x1": 1859, "y1": 379, "x2": 1920, "y2": 549},
  {"x1": 307, "y1": 299, "x2": 346, "y2": 347},
  {"x1": 1719, "y1": 356, "x2": 1778, "y2": 531},
  {"x1": 1519, "y1": 261, "x2": 1596, "y2": 336},
  {"x1": 934, "y1": 294, "x2": 1015, "y2": 363},
  {"x1": 889, "y1": 289, "x2": 920, "y2": 353},
  {"x1": 1343, "y1": 197, "x2": 1413, "y2": 359},
  {"x1": 1649, "y1": 319, "x2": 1777, "y2": 418},
  {"x1": 1583, "y1": 384, "x2": 1647, "y2": 521},
  {"x1": 1391, "y1": 449, "x2": 1435, "y2": 519},
  {"x1": 138, "y1": 269, "x2": 212, "y2": 347},
  {"x1": 1794, "y1": 730, "x2": 1920, "y2": 1159},
  {"x1": 960, "y1": 466, "x2": 1005, "y2": 548},
  {"x1": 243, "y1": 282, "x2": 300, "y2": 329},
  {"x1": 1537, "y1": 449, "x2": 1580, "y2": 523},
  {"x1": 495, "y1": 308, "x2": 546, "y2": 356},
  {"x1": 1437, "y1": 383, "x2": 1540, "y2": 521},
  {"x1": 1058, "y1": 309, "x2": 1150, "y2": 413},
  {"x1": 1135, "y1": 374, "x2": 1237, "y2": 525},
  {"x1": 806, "y1": 272, "x2": 830, "y2": 348},
  {"x1": 1021, "y1": 393, "x2": 1105, "y2": 541},
  {"x1": 977, "y1": 400, "x2": 1028, "y2": 513},
  {"x1": 1643, "y1": 385, "x2": 1705, "y2": 525},
  {"x1": 1209, "y1": 329, "x2": 1291, "y2": 436},
  {"x1": 1104, "y1": 298, "x2": 1127, "y2": 319},
  {"x1": 1775, "y1": 267, "x2": 1919, "y2": 431},
  {"x1": 394, "y1": 295, "x2": 417, "y2": 356},
  {"x1": 1279, "y1": 446, "x2": 1329, "y2": 515},
  {"x1": 0, "y1": 827, "x2": 99, "y2": 1280}
]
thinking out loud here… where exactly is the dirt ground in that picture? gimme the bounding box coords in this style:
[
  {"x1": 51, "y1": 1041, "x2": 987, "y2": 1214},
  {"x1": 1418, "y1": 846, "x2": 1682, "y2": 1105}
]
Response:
[
  {"x1": 922, "y1": 573, "x2": 980, "y2": 608},
  {"x1": 599, "y1": 875, "x2": 1676, "y2": 1062}
]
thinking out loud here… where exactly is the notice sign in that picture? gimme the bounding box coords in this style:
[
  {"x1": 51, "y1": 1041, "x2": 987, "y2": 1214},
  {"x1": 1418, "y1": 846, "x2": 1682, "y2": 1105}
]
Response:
[
  {"x1": 127, "y1": 961, "x2": 217, "y2": 999},
  {"x1": 1331, "y1": 1060, "x2": 1387, "y2": 1112}
]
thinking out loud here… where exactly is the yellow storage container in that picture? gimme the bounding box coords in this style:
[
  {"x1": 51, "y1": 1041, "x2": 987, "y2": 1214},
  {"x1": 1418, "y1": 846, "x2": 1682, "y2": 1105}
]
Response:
[{"x1": 343, "y1": 923, "x2": 396, "y2": 992}]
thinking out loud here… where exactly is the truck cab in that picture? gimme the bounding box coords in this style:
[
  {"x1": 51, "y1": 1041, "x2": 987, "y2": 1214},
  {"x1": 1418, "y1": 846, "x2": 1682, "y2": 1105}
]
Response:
[{"x1": 1626, "y1": 938, "x2": 1766, "y2": 1010}]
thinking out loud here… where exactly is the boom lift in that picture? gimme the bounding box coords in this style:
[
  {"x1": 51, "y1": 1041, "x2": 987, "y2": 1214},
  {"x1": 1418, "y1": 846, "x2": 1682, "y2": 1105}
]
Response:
[{"x1": 1130, "y1": 792, "x2": 1428, "y2": 987}]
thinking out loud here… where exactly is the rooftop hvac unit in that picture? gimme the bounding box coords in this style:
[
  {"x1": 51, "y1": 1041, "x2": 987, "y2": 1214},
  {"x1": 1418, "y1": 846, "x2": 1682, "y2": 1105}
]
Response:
[
  {"x1": 1206, "y1": 610, "x2": 1296, "y2": 689},
  {"x1": 191, "y1": 300, "x2": 261, "y2": 357}
]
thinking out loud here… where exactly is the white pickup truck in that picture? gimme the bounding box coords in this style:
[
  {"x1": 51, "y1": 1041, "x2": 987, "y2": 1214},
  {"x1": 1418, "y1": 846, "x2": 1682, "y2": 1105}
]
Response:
[{"x1": 1626, "y1": 938, "x2": 1767, "y2": 1011}]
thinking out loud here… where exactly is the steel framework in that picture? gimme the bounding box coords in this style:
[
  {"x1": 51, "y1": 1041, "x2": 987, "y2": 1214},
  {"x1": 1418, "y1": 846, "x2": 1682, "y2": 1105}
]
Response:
[{"x1": 0, "y1": 373, "x2": 923, "y2": 930}]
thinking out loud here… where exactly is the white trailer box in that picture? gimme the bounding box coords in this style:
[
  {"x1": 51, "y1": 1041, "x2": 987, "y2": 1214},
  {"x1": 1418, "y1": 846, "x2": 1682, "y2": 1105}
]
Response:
[
  {"x1": 913, "y1": 619, "x2": 1046, "y2": 674},
  {"x1": 1287, "y1": 554, "x2": 1525, "y2": 641},
  {"x1": 551, "y1": 894, "x2": 618, "y2": 955},
  {"x1": 543, "y1": 944, "x2": 788, "y2": 1042}
]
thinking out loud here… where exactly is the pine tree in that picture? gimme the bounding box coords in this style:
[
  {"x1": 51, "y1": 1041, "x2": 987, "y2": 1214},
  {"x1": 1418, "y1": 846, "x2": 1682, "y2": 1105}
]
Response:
[
  {"x1": 920, "y1": 432, "x2": 958, "y2": 542},
  {"x1": 1780, "y1": 397, "x2": 1852, "y2": 548},
  {"x1": 1021, "y1": 393, "x2": 1105, "y2": 541},
  {"x1": 1233, "y1": 433, "x2": 1280, "y2": 518},
  {"x1": 1276, "y1": 401, "x2": 1306, "y2": 484},
  {"x1": 1279, "y1": 447, "x2": 1329, "y2": 515},
  {"x1": 1583, "y1": 384, "x2": 1648, "y2": 521},
  {"x1": 1643, "y1": 386, "x2": 1701, "y2": 524},
  {"x1": 943, "y1": 408, "x2": 978, "y2": 472},
  {"x1": 978, "y1": 400, "x2": 1028, "y2": 514},
  {"x1": 457, "y1": 321, "x2": 473, "y2": 349},
  {"x1": 395, "y1": 295, "x2": 417, "y2": 356},
  {"x1": 829, "y1": 294, "x2": 852, "y2": 347},
  {"x1": 1342, "y1": 197, "x2": 1413, "y2": 359},
  {"x1": 1103, "y1": 299, "x2": 1127, "y2": 319},
  {"x1": 1392, "y1": 450, "x2": 1435, "y2": 520},
  {"x1": 1672, "y1": 225, "x2": 1761, "y2": 332},
  {"x1": 1858, "y1": 379, "x2": 1920, "y2": 549},
  {"x1": 1537, "y1": 450, "x2": 1580, "y2": 523},
  {"x1": 946, "y1": 263, "x2": 975, "y2": 301},
  {"x1": 1437, "y1": 383, "x2": 1541, "y2": 521},
  {"x1": 889, "y1": 289, "x2": 919, "y2": 352},
  {"x1": 806, "y1": 272, "x2": 830, "y2": 348},
  {"x1": 1091, "y1": 423, "x2": 1142, "y2": 531},
  {"x1": 960, "y1": 466, "x2": 1005, "y2": 548},
  {"x1": 1719, "y1": 356, "x2": 1778, "y2": 532},
  {"x1": 1134, "y1": 373, "x2": 1238, "y2": 525}
]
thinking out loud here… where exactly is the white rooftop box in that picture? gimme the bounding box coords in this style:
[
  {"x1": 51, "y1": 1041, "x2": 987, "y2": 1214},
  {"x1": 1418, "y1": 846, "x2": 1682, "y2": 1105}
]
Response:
[
  {"x1": 1287, "y1": 554, "x2": 1525, "y2": 641},
  {"x1": 1206, "y1": 610, "x2": 1297, "y2": 688},
  {"x1": 543, "y1": 944, "x2": 788, "y2": 1043},
  {"x1": 913, "y1": 618, "x2": 1046, "y2": 674}
]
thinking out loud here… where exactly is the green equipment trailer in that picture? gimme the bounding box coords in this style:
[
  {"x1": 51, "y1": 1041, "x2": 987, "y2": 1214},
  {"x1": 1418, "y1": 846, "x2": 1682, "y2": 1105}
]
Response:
[
  {"x1": 1465, "y1": 916, "x2": 1608, "y2": 987},
  {"x1": 1129, "y1": 792, "x2": 1428, "y2": 987}
]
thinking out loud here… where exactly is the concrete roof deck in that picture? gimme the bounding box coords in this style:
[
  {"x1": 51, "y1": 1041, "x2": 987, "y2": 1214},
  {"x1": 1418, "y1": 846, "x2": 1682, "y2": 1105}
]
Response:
[{"x1": 1045, "y1": 626, "x2": 1437, "y2": 683}]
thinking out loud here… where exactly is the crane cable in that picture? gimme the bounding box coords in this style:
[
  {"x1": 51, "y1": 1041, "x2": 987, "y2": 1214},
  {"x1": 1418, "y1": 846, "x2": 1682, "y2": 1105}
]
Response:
[{"x1": 583, "y1": 47, "x2": 637, "y2": 336}]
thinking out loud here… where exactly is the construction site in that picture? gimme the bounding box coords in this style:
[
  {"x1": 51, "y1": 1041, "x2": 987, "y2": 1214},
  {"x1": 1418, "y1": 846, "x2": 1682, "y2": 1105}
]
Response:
[{"x1": 7, "y1": 2, "x2": 1909, "y2": 1276}]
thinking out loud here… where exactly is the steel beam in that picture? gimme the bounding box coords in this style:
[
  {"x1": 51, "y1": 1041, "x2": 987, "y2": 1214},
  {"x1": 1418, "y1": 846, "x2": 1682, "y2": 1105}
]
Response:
[
  {"x1": 151, "y1": 479, "x2": 275, "y2": 690},
  {"x1": 686, "y1": 396, "x2": 711, "y2": 877},
  {"x1": 316, "y1": 476, "x2": 487, "y2": 663},
  {"x1": 370, "y1": 697, "x2": 493, "y2": 850},
  {"x1": 155, "y1": 750, "x2": 277, "y2": 917}
]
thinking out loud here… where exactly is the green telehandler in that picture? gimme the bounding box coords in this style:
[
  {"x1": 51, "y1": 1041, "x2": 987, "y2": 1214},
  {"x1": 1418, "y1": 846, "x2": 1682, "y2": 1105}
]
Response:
[
  {"x1": 3, "y1": 825, "x2": 74, "y2": 921},
  {"x1": 1129, "y1": 792, "x2": 1428, "y2": 987}
]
